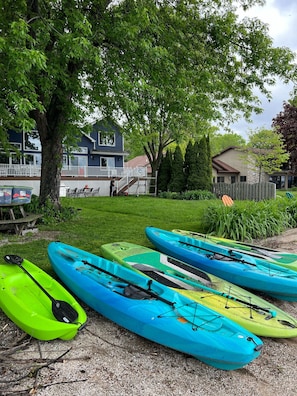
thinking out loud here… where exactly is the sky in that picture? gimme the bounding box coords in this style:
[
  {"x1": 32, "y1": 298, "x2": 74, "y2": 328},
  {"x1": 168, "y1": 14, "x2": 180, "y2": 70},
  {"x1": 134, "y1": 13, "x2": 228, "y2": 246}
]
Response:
[{"x1": 230, "y1": 0, "x2": 297, "y2": 139}]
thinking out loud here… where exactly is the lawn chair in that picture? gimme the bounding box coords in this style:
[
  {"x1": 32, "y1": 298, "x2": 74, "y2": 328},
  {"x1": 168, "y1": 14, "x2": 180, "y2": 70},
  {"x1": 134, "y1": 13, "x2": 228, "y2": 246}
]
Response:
[
  {"x1": 67, "y1": 188, "x2": 78, "y2": 197},
  {"x1": 83, "y1": 187, "x2": 93, "y2": 197},
  {"x1": 91, "y1": 187, "x2": 100, "y2": 196},
  {"x1": 221, "y1": 194, "x2": 234, "y2": 207}
]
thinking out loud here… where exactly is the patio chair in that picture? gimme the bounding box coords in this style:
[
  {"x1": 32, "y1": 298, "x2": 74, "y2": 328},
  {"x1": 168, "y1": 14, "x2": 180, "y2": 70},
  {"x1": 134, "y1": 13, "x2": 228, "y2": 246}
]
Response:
[
  {"x1": 67, "y1": 188, "x2": 78, "y2": 197},
  {"x1": 91, "y1": 187, "x2": 100, "y2": 196}
]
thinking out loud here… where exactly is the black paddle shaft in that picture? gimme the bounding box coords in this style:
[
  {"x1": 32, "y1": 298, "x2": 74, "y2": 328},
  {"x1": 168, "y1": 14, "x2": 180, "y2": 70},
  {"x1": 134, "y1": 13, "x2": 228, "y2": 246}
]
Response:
[
  {"x1": 179, "y1": 241, "x2": 256, "y2": 266},
  {"x1": 3, "y1": 255, "x2": 78, "y2": 324},
  {"x1": 81, "y1": 259, "x2": 176, "y2": 307}
]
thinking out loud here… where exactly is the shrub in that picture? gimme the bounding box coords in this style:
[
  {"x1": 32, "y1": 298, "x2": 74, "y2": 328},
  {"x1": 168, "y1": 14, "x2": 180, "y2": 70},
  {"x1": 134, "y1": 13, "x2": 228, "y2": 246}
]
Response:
[
  {"x1": 158, "y1": 190, "x2": 216, "y2": 200},
  {"x1": 26, "y1": 195, "x2": 78, "y2": 225},
  {"x1": 202, "y1": 199, "x2": 294, "y2": 240}
]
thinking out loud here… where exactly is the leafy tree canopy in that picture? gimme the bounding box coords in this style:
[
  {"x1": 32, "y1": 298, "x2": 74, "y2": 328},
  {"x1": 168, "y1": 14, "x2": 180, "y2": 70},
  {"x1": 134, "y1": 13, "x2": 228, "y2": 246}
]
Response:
[
  {"x1": 1, "y1": 0, "x2": 296, "y2": 203},
  {"x1": 245, "y1": 127, "x2": 290, "y2": 181},
  {"x1": 210, "y1": 132, "x2": 246, "y2": 156},
  {"x1": 272, "y1": 100, "x2": 297, "y2": 174}
]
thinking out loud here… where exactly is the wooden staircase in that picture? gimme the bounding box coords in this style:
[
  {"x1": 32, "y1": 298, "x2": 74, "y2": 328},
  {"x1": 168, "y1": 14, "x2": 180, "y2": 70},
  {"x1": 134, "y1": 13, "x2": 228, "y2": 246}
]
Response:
[{"x1": 117, "y1": 177, "x2": 138, "y2": 195}]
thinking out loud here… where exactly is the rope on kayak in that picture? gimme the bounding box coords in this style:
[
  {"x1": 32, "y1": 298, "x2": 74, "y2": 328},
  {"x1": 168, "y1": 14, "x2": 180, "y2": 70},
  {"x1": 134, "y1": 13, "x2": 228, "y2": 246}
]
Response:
[{"x1": 156, "y1": 300, "x2": 224, "y2": 332}]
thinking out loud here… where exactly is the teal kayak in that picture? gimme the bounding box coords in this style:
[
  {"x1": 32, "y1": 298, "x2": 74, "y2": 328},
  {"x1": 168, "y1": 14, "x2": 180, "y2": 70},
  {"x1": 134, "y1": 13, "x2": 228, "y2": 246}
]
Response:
[
  {"x1": 172, "y1": 229, "x2": 297, "y2": 272},
  {"x1": 100, "y1": 241, "x2": 297, "y2": 338},
  {"x1": 48, "y1": 241, "x2": 263, "y2": 371},
  {"x1": 145, "y1": 227, "x2": 297, "y2": 301}
]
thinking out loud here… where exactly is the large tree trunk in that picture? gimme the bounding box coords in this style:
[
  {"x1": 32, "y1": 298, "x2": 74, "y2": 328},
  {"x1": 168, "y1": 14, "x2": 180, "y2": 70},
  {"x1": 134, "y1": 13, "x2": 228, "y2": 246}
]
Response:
[
  {"x1": 32, "y1": 110, "x2": 63, "y2": 207},
  {"x1": 39, "y1": 137, "x2": 63, "y2": 207},
  {"x1": 144, "y1": 144, "x2": 164, "y2": 195}
]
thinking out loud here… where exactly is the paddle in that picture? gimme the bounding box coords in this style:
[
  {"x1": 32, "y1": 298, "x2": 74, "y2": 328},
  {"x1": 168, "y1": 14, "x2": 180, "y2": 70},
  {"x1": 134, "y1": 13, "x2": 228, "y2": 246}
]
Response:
[
  {"x1": 224, "y1": 239, "x2": 280, "y2": 253},
  {"x1": 80, "y1": 259, "x2": 176, "y2": 307},
  {"x1": 77, "y1": 258, "x2": 235, "y2": 331},
  {"x1": 178, "y1": 230, "x2": 284, "y2": 255},
  {"x1": 132, "y1": 263, "x2": 277, "y2": 318},
  {"x1": 58, "y1": 247, "x2": 178, "y2": 308},
  {"x1": 3, "y1": 254, "x2": 79, "y2": 324},
  {"x1": 179, "y1": 240, "x2": 255, "y2": 265},
  {"x1": 178, "y1": 240, "x2": 297, "y2": 280},
  {"x1": 177, "y1": 231, "x2": 283, "y2": 259}
]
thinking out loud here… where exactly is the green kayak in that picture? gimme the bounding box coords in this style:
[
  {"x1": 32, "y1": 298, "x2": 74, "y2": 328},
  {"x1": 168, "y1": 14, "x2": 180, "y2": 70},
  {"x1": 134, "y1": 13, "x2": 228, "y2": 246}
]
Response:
[
  {"x1": 100, "y1": 241, "x2": 297, "y2": 338},
  {"x1": 0, "y1": 255, "x2": 87, "y2": 340},
  {"x1": 172, "y1": 229, "x2": 297, "y2": 272}
]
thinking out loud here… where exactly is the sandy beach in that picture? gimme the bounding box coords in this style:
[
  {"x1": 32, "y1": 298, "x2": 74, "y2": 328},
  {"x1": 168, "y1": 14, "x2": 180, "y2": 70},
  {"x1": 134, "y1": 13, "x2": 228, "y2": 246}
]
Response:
[{"x1": 2, "y1": 229, "x2": 297, "y2": 396}]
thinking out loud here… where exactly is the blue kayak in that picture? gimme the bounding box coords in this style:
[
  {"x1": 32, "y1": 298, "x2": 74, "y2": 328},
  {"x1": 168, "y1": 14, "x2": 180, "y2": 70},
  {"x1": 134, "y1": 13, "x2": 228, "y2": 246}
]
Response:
[
  {"x1": 47, "y1": 241, "x2": 263, "y2": 371},
  {"x1": 100, "y1": 241, "x2": 297, "y2": 338},
  {"x1": 145, "y1": 227, "x2": 297, "y2": 301}
]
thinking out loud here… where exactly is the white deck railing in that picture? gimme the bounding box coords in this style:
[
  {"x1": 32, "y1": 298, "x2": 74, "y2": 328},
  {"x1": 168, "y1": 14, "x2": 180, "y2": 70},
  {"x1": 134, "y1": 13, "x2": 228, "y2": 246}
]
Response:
[{"x1": 0, "y1": 164, "x2": 147, "y2": 178}]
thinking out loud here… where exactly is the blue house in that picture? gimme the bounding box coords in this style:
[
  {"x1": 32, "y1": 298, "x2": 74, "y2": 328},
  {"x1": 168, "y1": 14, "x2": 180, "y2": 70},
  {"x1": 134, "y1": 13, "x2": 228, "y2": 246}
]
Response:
[
  {"x1": 0, "y1": 118, "x2": 153, "y2": 196},
  {"x1": 1, "y1": 118, "x2": 127, "y2": 171},
  {"x1": 87, "y1": 118, "x2": 127, "y2": 168}
]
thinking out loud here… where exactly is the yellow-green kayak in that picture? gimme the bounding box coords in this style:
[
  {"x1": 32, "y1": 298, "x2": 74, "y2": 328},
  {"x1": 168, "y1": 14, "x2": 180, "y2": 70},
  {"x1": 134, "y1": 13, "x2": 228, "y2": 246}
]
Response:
[
  {"x1": 0, "y1": 255, "x2": 87, "y2": 340},
  {"x1": 101, "y1": 241, "x2": 297, "y2": 338}
]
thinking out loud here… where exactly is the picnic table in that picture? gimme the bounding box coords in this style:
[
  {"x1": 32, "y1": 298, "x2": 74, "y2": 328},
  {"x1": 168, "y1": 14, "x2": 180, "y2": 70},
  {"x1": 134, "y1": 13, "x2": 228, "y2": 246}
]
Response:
[{"x1": 0, "y1": 202, "x2": 42, "y2": 235}]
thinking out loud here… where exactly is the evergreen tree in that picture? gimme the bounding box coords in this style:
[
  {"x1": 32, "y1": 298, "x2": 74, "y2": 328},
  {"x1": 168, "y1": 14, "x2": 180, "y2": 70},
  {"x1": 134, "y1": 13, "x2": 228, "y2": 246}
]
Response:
[
  {"x1": 205, "y1": 135, "x2": 213, "y2": 190},
  {"x1": 196, "y1": 136, "x2": 212, "y2": 190},
  {"x1": 157, "y1": 150, "x2": 172, "y2": 193},
  {"x1": 168, "y1": 146, "x2": 185, "y2": 193},
  {"x1": 184, "y1": 140, "x2": 193, "y2": 181},
  {"x1": 185, "y1": 140, "x2": 200, "y2": 190}
]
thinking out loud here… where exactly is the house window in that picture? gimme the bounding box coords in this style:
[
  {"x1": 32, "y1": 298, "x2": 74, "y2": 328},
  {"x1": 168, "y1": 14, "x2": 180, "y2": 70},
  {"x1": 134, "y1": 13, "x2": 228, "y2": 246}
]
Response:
[
  {"x1": 240, "y1": 176, "x2": 247, "y2": 182},
  {"x1": 69, "y1": 155, "x2": 87, "y2": 167},
  {"x1": 24, "y1": 130, "x2": 41, "y2": 151},
  {"x1": 100, "y1": 157, "x2": 115, "y2": 167},
  {"x1": 0, "y1": 143, "x2": 21, "y2": 165},
  {"x1": 0, "y1": 151, "x2": 10, "y2": 164},
  {"x1": 269, "y1": 175, "x2": 285, "y2": 189},
  {"x1": 63, "y1": 155, "x2": 68, "y2": 167},
  {"x1": 99, "y1": 132, "x2": 115, "y2": 146},
  {"x1": 63, "y1": 147, "x2": 88, "y2": 167},
  {"x1": 70, "y1": 147, "x2": 88, "y2": 154},
  {"x1": 217, "y1": 176, "x2": 224, "y2": 183},
  {"x1": 24, "y1": 153, "x2": 41, "y2": 166},
  {"x1": 231, "y1": 176, "x2": 236, "y2": 184}
]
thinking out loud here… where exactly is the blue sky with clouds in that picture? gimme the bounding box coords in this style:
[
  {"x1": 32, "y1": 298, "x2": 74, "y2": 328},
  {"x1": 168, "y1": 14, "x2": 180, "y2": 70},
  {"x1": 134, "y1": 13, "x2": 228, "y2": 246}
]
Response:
[{"x1": 230, "y1": 0, "x2": 297, "y2": 139}]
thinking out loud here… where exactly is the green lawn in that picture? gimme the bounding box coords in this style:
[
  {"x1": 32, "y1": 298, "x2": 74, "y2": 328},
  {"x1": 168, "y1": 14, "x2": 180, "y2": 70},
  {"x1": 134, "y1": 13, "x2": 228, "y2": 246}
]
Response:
[{"x1": 0, "y1": 196, "x2": 215, "y2": 274}]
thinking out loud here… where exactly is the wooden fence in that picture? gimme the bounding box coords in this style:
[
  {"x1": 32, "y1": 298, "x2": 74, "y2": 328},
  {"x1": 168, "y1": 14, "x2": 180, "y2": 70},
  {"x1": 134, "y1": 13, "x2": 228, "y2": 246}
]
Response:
[{"x1": 212, "y1": 182, "x2": 276, "y2": 201}]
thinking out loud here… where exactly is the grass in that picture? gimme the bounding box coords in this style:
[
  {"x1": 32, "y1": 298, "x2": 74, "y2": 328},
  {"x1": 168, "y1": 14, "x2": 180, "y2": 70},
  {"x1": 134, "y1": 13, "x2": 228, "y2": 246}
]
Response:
[
  {"x1": 0, "y1": 196, "x2": 213, "y2": 274},
  {"x1": 1, "y1": 193, "x2": 296, "y2": 274}
]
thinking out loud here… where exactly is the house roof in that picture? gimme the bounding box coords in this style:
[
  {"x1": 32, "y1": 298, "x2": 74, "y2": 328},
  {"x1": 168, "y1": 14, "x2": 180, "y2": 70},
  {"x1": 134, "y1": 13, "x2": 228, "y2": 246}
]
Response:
[
  {"x1": 212, "y1": 146, "x2": 241, "y2": 159},
  {"x1": 212, "y1": 158, "x2": 240, "y2": 174},
  {"x1": 82, "y1": 131, "x2": 96, "y2": 143},
  {"x1": 125, "y1": 155, "x2": 152, "y2": 173}
]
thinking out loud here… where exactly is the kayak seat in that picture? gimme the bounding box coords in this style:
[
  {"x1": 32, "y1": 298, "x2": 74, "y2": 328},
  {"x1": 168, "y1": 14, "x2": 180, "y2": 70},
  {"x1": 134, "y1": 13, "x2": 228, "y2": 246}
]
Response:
[
  {"x1": 124, "y1": 285, "x2": 153, "y2": 300},
  {"x1": 210, "y1": 253, "x2": 234, "y2": 262}
]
